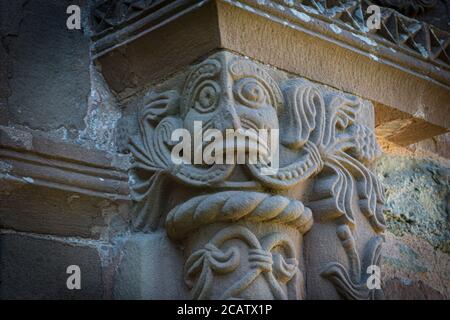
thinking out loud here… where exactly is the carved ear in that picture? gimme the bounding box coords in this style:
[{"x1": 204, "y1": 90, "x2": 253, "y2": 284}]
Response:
[
  {"x1": 279, "y1": 79, "x2": 324, "y2": 149},
  {"x1": 320, "y1": 95, "x2": 362, "y2": 148},
  {"x1": 140, "y1": 90, "x2": 180, "y2": 124},
  {"x1": 329, "y1": 95, "x2": 360, "y2": 130}
]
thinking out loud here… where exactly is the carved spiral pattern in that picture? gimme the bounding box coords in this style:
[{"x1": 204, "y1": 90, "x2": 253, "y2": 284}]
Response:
[
  {"x1": 229, "y1": 57, "x2": 283, "y2": 112},
  {"x1": 181, "y1": 59, "x2": 222, "y2": 117}
]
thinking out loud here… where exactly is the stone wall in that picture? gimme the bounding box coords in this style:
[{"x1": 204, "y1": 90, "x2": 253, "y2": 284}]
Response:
[
  {"x1": 0, "y1": 0, "x2": 129, "y2": 299},
  {"x1": 376, "y1": 137, "x2": 450, "y2": 299}
]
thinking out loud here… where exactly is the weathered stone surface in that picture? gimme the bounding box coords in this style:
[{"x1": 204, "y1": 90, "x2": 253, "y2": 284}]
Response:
[
  {"x1": 0, "y1": 125, "x2": 132, "y2": 239},
  {"x1": 384, "y1": 278, "x2": 445, "y2": 300},
  {"x1": 0, "y1": 125, "x2": 131, "y2": 199},
  {"x1": 0, "y1": 185, "x2": 130, "y2": 240},
  {"x1": 113, "y1": 231, "x2": 187, "y2": 299},
  {"x1": 375, "y1": 103, "x2": 448, "y2": 147},
  {"x1": 94, "y1": 1, "x2": 220, "y2": 100},
  {"x1": 376, "y1": 138, "x2": 449, "y2": 300},
  {"x1": 411, "y1": 132, "x2": 450, "y2": 160},
  {"x1": 78, "y1": 66, "x2": 122, "y2": 152},
  {"x1": 381, "y1": 232, "x2": 450, "y2": 299},
  {"x1": 376, "y1": 154, "x2": 449, "y2": 253},
  {"x1": 0, "y1": 232, "x2": 107, "y2": 299},
  {"x1": 0, "y1": 0, "x2": 90, "y2": 131}
]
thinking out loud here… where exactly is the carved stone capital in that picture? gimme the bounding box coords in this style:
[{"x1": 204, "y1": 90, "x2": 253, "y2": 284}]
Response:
[{"x1": 129, "y1": 51, "x2": 385, "y2": 299}]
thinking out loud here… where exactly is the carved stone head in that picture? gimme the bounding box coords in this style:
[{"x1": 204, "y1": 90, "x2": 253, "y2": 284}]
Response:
[{"x1": 180, "y1": 55, "x2": 283, "y2": 136}]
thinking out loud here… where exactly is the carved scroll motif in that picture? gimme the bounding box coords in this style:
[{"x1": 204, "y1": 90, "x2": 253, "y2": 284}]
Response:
[{"x1": 130, "y1": 52, "x2": 386, "y2": 299}]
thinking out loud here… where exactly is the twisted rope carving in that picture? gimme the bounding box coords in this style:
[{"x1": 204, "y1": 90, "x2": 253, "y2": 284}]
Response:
[{"x1": 165, "y1": 191, "x2": 313, "y2": 241}]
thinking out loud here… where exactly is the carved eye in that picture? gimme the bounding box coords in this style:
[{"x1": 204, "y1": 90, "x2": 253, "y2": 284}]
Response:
[
  {"x1": 193, "y1": 81, "x2": 220, "y2": 113},
  {"x1": 234, "y1": 78, "x2": 268, "y2": 108}
]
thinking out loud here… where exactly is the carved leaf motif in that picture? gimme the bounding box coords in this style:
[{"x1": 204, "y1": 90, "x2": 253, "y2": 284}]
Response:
[
  {"x1": 321, "y1": 95, "x2": 361, "y2": 150},
  {"x1": 346, "y1": 123, "x2": 382, "y2": 163},
  {"x1": 339, "y1": 152, "x2": 386, "y2": 232},
  {"x1": 310, "y1": 152, "x2": 386, "y2": 232},
  {"x1": 130, "y1": 171, "x2": 168, "y2": 231},
  {"x1": 131, "y1": 92, "x2": 182, "y2": 173},
  {"x1": 321, "y1": 234, "x2": 384, "y2": 300},
  {"x1": 280, "y1": 79, "x2": 323, "y2": 149},
  {"x1": 314, "y1": 156, "x2": 358, "y2": 227},
  {"x1": 130, "y1": 93, "x2": 183, "y2": 231},
  {"x1": 306, "y1": 89, "x2": 386, "y2": 232},
  {"x1": 321, "y1": 263, "x2": 372, "y2": 300}
]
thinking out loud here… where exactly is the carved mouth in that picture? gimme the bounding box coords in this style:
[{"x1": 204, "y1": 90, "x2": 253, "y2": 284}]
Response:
[
  {"x1": 248, "y1": 158, "x2": 314, "y2": 189},
  {"x1": 194, "y1": 128, "x2": 271, "y2": 164},
  {"x1": 247, "y1": 144, "x2": 322, "y2": 189}
]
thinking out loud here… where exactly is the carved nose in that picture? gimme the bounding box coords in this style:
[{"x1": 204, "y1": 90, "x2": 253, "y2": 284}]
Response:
[{"x1": 228, "y1": 106, "x2": 242, "y2": 131}]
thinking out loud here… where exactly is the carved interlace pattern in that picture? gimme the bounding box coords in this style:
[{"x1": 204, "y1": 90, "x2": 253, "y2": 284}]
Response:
[
  {"x1": 130, "y1": 53, "x2": 386, "y2": 300},
  {"x1": 184, "y1": 226, "x2": 302, "y2": 299}
]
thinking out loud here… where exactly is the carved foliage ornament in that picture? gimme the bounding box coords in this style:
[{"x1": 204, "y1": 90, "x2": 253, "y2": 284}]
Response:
[{"x1": 130, "y1": 52, "x2": 385, "y2": 299}]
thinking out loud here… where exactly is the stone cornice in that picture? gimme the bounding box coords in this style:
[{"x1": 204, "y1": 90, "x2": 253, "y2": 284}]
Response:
[
  {"x1": 0, "y1": 126, "x2": 131, "y2": 201},
  {"x1": 91, "y1": 0, "x2": 450, "y2": 88},
  {"x1": 236, "y1": 0, "x2": 450, "y2": 85},
  {"x1": 91, "y1": 0, "x2": 204, "y2": 57}
]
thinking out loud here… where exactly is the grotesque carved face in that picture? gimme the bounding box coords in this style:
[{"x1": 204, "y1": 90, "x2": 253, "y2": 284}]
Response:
[
  {"x1": 132, "y1": 52, "x2": 381, "y2": 194},
  {"x1": 180, "y1": 56, "x2": 282, "y2": 136}
]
